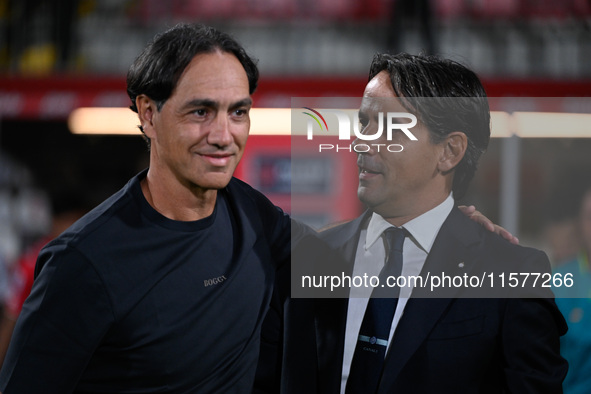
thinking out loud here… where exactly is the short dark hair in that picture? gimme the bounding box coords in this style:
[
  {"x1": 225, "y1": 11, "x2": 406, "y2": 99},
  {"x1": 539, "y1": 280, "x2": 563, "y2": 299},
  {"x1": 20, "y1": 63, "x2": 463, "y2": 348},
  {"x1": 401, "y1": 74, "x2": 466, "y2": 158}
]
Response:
[
  {"x1": 368, "y1": 53, "x2": 490, "y2": 200},
  {"x1": 127, "y1": 23, "x2": 259, "y2": 141}
]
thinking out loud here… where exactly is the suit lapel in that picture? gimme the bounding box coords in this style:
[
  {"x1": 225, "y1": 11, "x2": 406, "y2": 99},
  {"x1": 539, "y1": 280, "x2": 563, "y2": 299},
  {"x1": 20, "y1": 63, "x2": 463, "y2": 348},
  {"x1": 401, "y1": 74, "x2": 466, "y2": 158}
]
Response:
[{"x1": 378, "y1": 208, "x2": 483, "y2": 392}]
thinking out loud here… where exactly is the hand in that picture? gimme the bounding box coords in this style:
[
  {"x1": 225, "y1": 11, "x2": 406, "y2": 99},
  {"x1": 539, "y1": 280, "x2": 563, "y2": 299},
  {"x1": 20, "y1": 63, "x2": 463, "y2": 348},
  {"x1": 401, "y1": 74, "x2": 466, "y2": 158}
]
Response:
[{"x1": 458, "y1": 205, "x2": 519, "y2": 245}]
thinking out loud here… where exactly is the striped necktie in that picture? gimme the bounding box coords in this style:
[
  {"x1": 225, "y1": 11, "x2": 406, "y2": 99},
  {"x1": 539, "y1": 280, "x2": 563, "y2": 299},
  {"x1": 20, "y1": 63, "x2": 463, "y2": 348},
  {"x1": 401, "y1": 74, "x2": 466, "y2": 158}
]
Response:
[{"x1": 345, "y1": 227, "x2": 406, "y2": 394}]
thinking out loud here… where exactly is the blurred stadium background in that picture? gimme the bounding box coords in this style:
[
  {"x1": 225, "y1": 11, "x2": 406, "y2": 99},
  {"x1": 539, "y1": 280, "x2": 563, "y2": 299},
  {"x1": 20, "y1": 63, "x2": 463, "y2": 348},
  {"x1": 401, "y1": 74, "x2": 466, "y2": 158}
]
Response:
[{"x1": 1, "y1": 0, "x2": 591, "y2": 264}]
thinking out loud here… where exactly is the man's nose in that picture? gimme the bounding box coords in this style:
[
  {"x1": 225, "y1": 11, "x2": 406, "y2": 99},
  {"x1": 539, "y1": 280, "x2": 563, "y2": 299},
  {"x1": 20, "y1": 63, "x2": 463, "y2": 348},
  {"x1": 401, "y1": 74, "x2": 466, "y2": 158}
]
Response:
[
  {"x1": 208, "y1": 115, "x2": 233, "y2": 147},
  {"x1": 352, "y1": 130, "x2": 380, "y2": 156}
]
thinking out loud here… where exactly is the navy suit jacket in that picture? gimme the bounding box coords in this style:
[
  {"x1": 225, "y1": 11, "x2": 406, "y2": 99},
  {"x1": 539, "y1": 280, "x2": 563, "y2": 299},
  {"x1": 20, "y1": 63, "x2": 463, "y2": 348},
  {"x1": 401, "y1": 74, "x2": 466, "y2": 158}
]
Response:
[{"x1": 255, "y1": 207, "x2": 568, "y2": 394}]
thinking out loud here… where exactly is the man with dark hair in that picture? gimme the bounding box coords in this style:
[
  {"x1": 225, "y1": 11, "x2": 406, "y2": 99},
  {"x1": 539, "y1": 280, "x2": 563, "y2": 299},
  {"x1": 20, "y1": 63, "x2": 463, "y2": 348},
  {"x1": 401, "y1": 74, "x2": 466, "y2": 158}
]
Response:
[
  {"x1": 126, "y1": 24, "x2": 260, "y2": 148},
  {"x1": 258, "y1": 53, "x2": 567, "y2": 393},
  {"x1": 0, "y1": 23, "x2": 292, "y2": 393},
  {"x1": 365, "y1": 53, "x2": 491, "y2": 201}
]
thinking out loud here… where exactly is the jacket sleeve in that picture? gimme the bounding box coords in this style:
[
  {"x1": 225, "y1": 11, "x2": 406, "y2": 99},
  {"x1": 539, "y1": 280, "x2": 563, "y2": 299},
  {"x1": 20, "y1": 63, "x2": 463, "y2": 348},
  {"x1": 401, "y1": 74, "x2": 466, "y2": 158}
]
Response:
[{"x1": 502, "y1": 251, "x2": 569, "y2": 393}]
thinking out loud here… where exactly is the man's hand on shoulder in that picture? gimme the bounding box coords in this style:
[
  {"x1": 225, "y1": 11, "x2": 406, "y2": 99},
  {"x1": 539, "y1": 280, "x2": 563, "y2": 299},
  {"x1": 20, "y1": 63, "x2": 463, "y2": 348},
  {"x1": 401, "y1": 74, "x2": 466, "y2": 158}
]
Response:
[{"x1": 459, "y1": 205, "x2": 519, "y2": 245}]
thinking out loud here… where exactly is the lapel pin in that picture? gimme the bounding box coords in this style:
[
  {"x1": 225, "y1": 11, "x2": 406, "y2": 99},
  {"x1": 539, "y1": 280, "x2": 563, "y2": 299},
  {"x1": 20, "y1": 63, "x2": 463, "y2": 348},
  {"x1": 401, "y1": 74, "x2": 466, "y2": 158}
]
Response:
[{"x1": 458, "y1": 262, "x2": 465, "y2": 268}]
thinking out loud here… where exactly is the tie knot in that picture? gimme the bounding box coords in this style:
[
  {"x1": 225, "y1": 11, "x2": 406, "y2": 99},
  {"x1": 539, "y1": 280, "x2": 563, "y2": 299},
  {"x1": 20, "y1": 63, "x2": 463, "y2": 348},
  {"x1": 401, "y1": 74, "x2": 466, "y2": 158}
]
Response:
[{"x1": 383, "y1": 227, "x2": 406, "y2": 253}]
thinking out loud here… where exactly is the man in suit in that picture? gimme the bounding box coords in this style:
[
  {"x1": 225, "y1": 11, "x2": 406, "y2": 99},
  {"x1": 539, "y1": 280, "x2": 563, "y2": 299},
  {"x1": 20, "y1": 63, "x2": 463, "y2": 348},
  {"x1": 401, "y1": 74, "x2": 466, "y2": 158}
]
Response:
[{"x1": 256, "y1": 53, "x2": 568, "y2": 393}]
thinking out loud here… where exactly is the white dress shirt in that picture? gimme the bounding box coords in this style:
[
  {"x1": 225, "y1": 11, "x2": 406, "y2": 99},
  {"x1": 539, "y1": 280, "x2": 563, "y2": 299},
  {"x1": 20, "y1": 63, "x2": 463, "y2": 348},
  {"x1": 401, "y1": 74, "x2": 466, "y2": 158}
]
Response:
[{"x1": 340, "y1": 194, "x2": 454, "y2": 393}]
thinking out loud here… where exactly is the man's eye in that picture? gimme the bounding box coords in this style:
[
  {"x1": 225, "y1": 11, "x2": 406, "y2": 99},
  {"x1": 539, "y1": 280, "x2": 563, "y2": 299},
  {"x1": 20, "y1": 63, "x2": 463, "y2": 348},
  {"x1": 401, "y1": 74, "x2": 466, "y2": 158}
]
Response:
[
  {"x1": 234, "y1": 109, "x2": 248, "y2": 116},
  {"x1": 194, "y1": 109, "x2": 207, "y2": 116}
]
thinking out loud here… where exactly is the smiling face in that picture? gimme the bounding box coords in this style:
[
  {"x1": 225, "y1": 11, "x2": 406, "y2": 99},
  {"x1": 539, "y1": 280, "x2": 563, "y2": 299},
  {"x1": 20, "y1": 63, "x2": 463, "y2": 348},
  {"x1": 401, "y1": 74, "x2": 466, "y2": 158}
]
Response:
[
  {"x1": 139, "y1": 51, "x2": 251, "y2": 194},
  {"x1": 355, "y1": 71, "x2": 456, "y2": 225}
]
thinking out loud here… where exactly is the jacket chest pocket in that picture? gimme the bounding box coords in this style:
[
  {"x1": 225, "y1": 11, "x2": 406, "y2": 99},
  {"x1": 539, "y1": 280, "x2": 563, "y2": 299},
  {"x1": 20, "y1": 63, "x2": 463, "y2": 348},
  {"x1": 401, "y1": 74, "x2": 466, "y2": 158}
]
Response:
[{"x1": 428, "y1": 315, "x2": 485, "y2": 340}]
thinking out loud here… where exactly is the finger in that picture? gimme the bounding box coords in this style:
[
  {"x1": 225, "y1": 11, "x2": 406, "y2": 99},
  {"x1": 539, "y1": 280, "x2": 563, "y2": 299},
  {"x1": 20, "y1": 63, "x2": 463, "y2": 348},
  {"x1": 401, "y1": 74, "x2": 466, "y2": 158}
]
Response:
[
  {"x1": 483, "y1": 219, "x2": 495, "y2": 232},
  {"x1": 476, "y1": 213, "x2": 495, "y2": 232},
  {"x1": 458, "y1": 205, "x2": 476, "y2": 215},
  {"x1": 502, "y1": 230, "x2": 519, "y2": 245},
  {"x1": 497, "y1": 226, "x2": 519, "y2": 244}
]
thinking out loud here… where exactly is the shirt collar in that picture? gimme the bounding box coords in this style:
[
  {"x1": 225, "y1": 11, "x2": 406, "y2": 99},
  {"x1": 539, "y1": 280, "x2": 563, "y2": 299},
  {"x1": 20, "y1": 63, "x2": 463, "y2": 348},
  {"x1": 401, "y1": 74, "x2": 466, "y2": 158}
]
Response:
[{"x1": 365, "y1": 193, "x2": 454, "y2": 254}]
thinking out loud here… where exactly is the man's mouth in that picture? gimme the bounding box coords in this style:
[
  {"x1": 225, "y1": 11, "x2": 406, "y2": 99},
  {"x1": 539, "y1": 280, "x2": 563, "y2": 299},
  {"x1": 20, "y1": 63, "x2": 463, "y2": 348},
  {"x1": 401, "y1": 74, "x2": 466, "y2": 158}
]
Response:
[
  {"x1": 360, "y1": 168, "x2": 380, "y2": 175},
  {"x1": 358, "y1": 165, "x2": 382, "y2": 180},
  {"x1": 357, "y1": 156, "x2": 382, "y2": 178},
  {"x1": 200, "y1": 153, "x2": 234, "y2": 166}
]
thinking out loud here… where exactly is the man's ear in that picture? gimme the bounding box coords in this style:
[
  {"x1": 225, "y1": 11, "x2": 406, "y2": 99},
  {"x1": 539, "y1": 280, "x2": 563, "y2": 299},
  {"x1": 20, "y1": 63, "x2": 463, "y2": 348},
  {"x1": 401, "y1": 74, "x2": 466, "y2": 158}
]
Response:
[
  {"x1": 438, "y1": 131, "x2": 467, "y2": 173},
  {"x1": 136, "y1": 95, "x2": 156, "y2": 139}
]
